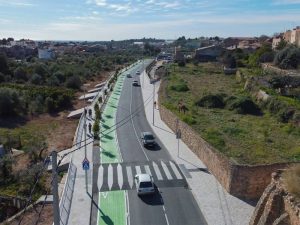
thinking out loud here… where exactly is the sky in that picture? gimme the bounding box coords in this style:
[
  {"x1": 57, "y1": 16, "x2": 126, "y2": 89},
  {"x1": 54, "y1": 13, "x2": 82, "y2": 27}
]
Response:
[{"x1": 0, "y1": 0, "x2": 300, "y2": 41}]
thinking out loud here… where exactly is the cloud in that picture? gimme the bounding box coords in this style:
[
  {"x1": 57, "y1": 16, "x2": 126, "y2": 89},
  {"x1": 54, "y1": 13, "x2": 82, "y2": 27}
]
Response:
[
  {"x1": 0, "y1": 0, "x2": 35, "y2": 7},
  {"x1": 273, "y1": 0, "x2": 300, "y2": 4}
]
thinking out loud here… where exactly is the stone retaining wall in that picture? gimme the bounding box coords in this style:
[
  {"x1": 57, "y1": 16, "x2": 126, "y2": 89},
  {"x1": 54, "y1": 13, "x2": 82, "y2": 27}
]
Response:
[
  {"x1": 159, "y1": 105, "x2": 296, "y2": 199},
  {"x1": 249, "y1": 171, "x2": 300, "y2": 225}
]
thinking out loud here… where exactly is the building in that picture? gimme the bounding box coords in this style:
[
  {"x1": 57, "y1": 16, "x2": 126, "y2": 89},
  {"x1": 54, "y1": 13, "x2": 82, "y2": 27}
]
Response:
[
  {"x1": 272, "y1": 36, "x2": 282, "y2": 49},
  {"x1": 282, "y1": 26, "x2": 300, "y2": 47},
  {"x1": 174, "y1": 47, "x2": 184, "y2": 62},
  {"x1": 194, "y1": 45, "x2": 224, "y2": 62},
  {"x1": 38, "y1": 48, "x2": 55, "y2": 60}
]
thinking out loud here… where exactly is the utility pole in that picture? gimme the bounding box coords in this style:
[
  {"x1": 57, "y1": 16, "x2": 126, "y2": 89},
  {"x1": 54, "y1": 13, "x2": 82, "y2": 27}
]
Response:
[
  {"x1": 51, "y1": 151, "x2": 60, "y2": 225},
  {"x1": 152, "y1": 82, "x2": 155, "y2": 125},
  {"x1": 83, "y1": 86, "x2": 88, "y2": 192}
]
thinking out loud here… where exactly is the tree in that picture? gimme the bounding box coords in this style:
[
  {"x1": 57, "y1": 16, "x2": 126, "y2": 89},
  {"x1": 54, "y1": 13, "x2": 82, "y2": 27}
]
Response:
[
  {"x1": 0, "y1": 88, "x2": 21, "y2": 116},
  {"x1": 0, "y1": 53, "x2": 9, "y2": 74},
  {"x1": 276, "y1": 40, "x2": 287, "y2": 51},
  {"x1": 274, "y1": 46, "x2": 300, "y2": 69},
  {"x1": 93, "y1": 119, "x2": 100, "y2": 139},
  {"x1": 0, "y1": 156, "x2": 13, "y2": 183},
  {"x1": 14, "y1": 67, "x2": 28, "y2": 81},
  {"x1": 66, "y1": 75, "x2": 81, "y2": 89},
  {"x1": 222, "y1": 52, "x2": 237, "y2": 68},
  {"x1": 30, "y1": 73, "x2": 43, "y2": 85}
]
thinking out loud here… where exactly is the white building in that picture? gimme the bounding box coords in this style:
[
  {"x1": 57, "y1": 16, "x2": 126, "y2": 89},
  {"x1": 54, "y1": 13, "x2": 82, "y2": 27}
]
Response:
[{"x1": 38, "y1": 48, "x2": 55, "y2": 59}]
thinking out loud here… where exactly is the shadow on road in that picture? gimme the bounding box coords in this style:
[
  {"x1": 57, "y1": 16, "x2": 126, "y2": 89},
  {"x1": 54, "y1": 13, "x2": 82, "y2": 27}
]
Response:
[
  {"x1": 139, "y1": 188, "x2": 164, "y2": 206},
  {"x1": 145, "y1": 143, "x2": 161, "y2": 151},
  {"x1": 101, "y1": 150, "x2": 116, "y2": 159}
]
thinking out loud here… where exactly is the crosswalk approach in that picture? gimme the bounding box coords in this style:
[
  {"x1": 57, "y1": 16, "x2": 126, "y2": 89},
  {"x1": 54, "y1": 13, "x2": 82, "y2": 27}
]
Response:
[{"x1": 98, "y1": 160, "x2": 187, "y2": 192}]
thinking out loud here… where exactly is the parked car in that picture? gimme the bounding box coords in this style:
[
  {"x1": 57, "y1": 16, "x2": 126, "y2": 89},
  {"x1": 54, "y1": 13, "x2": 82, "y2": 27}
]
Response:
[
  {"x1": 134, "y1": 173, "x2": 155, "y2": 195},
  {"x1": 127, "y1": 73, "x2": 132, "y2": 78},
  {"x1": 132, "y1": 80, "x2": 139, "y2": 86},
  {"x1": 141, "y1": 132, "x2": 155, "y2": 147}
]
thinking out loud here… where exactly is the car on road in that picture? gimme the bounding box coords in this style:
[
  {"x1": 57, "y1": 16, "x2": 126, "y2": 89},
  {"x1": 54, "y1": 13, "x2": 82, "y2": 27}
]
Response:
[
  {"x1": 127, "y1": 73, "x2": 132, "y2": 78},
  {"x1": 132, "y1": 80, "x2": 139, "y2": 86},
  {"x1": 141, "y1": 132, "x2": 155, "y2": 147},
  {"x1": 134, "y1": 173, "x2": 155, "y2": 195},
  {"x1": 136, "y1": 70, "x2": 140, "y2": 75}
]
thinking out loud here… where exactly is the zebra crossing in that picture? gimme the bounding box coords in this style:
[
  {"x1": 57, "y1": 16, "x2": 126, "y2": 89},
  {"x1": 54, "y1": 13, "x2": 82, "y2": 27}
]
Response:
[{"x1": 98, "y1": 160, "x2": 187, "y2": 192}]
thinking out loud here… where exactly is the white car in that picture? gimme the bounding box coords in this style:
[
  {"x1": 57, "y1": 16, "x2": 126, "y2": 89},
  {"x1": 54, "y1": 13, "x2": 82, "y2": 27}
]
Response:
[
  {"x1": 136, "y1": 70, "x2": 141, "y2": 75},
  {"x1": 134, "y1": 173, "x2": 155, "y2": 195}
]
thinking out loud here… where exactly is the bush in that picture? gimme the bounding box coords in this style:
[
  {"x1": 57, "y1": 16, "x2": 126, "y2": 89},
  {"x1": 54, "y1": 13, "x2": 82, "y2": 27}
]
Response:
[
  {"x1": 0, "y1": 88, "x2": 21, "y2": 116},
  {"x1": 66, "y1": 75, "x2": 81, "y2": 89},
  {"x1": 277, "y1": 108, "x2": 295, "y2": 123},
  {"x1": 93, "y1": 119, "x2": 100, "y2": 139},
  {"x1": 283, "y1": 165, "x2": 300, "y2": 198},
  {"x1": 30, "y1": 73, "x2": 43, "y2": 85},
  {"x1": 178, "y1": 61, "x2": 186, "y2": 67},
  {"x1": 170, "y1": 83, "x2": 189, "y2": 92},
  {"x1": 196, "y1": 94, "x2": 225, "y2": 108},
  {"x1": 229, "y1": 96, "x2": 261, "y2": 115},
  {"x1": 274, "y1": 46, "x2": 300, "y2": 69},
  {"x1": 182, "y1": 115, "x2": 196, "y2": 125}
]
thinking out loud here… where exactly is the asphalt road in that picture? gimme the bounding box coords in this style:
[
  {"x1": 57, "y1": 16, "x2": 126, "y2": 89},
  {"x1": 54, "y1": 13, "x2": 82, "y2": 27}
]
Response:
[{"x1": 116, "y1": 61, "x2": 208, "y2": 225}]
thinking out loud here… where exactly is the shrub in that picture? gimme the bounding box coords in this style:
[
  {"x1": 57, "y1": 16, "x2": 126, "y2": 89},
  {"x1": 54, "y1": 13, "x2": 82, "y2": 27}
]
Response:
[
  {"x1": 274, "y1": 46, "x2": 300, "y2": 69},
  {"x1": 196, "y1": 94, "x2": 225, "y2": 108},
  {"x1": 283, "y1": 165, "x2": 300, "y2": 198},
  {"x1": 93, "y1": 119, "x2": 100, "y2": 139},
  {"x1": 178, "y1": 61, "x2": 186, "y2": 67},
  {"x1": 0, "y1": 88, "x2": 21, "y2": 116},
  {"x1": 277, "y1": 108, "x2": 295, "y2": 123},
  {"x1": 66, "y1": 75, "x2": 81, "y2": 89},
  {"x1": 30, "y1": 73, "x2": 43, "y2": 85},
  {"x1": 229, "y1": 96, "x2": 261, "y2": 115},
  {"x1": 182, "y1": 115, "x2": 196, "y2": 125},
  {"x1": 170, "y1": 83, "x2": 189, "y2": 92}
]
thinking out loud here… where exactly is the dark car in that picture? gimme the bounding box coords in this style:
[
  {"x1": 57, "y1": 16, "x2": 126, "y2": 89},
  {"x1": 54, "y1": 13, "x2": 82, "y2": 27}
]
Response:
[
  {"x1": 141, "y1": 132, "x2": 155, "y2": 147},
  {"x1": 132, "y1": 80, "x2": 139, "y2": 86},
  {"x1": 127, "y1": 73, "x2": 132, "y2": 78}
]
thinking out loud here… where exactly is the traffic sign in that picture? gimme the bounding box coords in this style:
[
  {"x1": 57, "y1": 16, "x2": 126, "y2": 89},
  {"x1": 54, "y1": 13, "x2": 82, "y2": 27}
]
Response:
[
  {"x1": 176, "y1": 129, "x2": 181, "y2": 139},
  {"x1": 82, "y1": 158, "x2": 90, "y2": 171}
]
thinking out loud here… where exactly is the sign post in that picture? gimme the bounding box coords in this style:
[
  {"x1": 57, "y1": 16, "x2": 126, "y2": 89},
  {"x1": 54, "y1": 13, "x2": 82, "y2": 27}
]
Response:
[
  {"x1": 82, "y1": 158, "x2": 90, "y2": 192},
  {"x1": 176, "y1": 129, "x2": 181, "y2": 157}
]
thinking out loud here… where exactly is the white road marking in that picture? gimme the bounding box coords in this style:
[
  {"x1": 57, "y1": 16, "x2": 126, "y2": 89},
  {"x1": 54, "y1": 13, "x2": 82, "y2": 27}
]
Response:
[
  {"x1": 126, "y1": 166, "x2": 134, "y2": 188},
  {"x1": 98, "y1": 165, "x2": 104, "y2": 190},
  {"x1": 107, "y1": 164, "x2": 113, "y2": 190},
  {"x1": 169, "y1": 161, "x2": 183, "y2": 179},
  {"x1": 153, "y1": 162, "x2": 163, "y2": 180},
  {"x1": 117, "y1": 163, "x2": 123, "y2": 189},
  {"x1": 135, "y1": 166, "x2": 141, "y2": 175},
  {"x1": 161, "y1": 161, "x2": 173, "y2": 180},
  {"x1": 144, "y1": 165, "x2": 152, "y2": 176}
]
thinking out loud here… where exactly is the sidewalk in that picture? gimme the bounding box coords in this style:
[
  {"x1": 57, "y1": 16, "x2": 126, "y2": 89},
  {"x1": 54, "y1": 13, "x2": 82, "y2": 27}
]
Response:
[
  {"x1": 140, "y1": 70, "x2": 255, "y2": 225},
  {"x1": 68, "y1": 112, "x2": 94, "y2": 225}
]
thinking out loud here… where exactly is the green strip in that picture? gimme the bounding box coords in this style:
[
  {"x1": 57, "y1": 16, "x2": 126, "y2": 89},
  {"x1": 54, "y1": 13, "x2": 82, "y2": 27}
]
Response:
[
  {"x1": 98, "y1": 65, "x2": 138, "y2": 225},
  {"x1": 98, "y1": 191, "x2": 126, "y2": 225}
]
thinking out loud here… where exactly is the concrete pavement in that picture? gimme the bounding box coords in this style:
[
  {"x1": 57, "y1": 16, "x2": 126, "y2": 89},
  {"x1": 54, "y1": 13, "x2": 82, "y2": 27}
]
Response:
[{"x1": 140, "y1": 69, "x2": 255, "y2": 225}]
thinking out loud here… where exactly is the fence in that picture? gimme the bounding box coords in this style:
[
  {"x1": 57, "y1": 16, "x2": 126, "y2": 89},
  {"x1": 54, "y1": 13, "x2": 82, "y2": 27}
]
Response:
[{"x1": 59, "y1": 161, "x2": 77, "y2": 225}]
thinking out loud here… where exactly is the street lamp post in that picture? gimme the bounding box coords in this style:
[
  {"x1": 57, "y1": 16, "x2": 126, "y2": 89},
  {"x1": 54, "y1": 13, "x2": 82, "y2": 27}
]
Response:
[{"x1": 152, "y1": 82, "x2": 155, "y2": 125}]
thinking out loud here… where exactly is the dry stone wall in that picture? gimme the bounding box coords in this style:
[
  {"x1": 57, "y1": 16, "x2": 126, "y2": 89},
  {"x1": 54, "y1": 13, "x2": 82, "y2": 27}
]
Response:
[{"x1": 249, "y1": 172, "x2": 300, "y2": 225}]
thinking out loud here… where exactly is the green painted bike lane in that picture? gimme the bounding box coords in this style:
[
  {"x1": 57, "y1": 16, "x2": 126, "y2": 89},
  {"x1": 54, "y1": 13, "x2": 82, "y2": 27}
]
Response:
[{"x1": 97, "y1": 65, "x2": 139, "y2": 225}]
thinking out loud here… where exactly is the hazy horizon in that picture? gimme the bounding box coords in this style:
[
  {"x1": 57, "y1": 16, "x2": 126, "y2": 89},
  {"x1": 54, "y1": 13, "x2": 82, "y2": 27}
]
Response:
[{"x1": 0, "y1": 0, "x2": 300, "y2": 41}]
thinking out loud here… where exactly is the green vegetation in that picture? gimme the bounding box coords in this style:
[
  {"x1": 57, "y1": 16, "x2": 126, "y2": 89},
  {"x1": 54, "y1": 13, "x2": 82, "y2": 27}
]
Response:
[
  {"x1": 274, "y1": 45, "x2": 300, "y2": 69},
  {"x1": 160, "y1": 63, "x2": 300, "y2": 164}
]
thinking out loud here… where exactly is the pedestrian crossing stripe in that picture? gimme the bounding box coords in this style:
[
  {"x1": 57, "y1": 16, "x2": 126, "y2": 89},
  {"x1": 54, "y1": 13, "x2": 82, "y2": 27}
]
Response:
[{"x1": 97, "y1": 160, "x2": 187, "y2": 192}]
